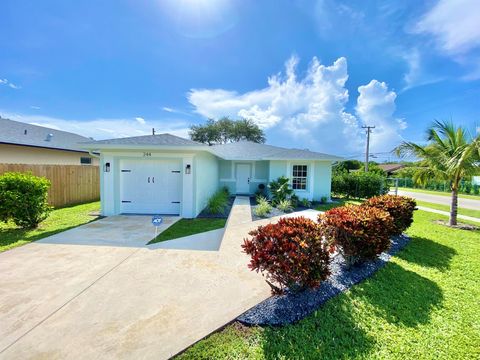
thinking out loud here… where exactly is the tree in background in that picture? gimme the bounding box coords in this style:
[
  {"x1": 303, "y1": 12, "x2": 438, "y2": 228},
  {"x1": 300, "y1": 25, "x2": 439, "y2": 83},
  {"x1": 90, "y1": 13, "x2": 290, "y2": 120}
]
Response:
[
  {"x1": 395, "y1": 120, "x2": 480, "y2": 226},
  {"x1": 189, "y1": 117, "x2": 266, "y2": 145}
]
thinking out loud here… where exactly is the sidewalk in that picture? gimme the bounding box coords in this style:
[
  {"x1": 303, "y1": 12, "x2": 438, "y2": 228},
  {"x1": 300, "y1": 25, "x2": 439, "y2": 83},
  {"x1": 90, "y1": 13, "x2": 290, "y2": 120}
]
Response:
[{"x1": 417, "y1": 206, "x2": 480, "y2": 223}]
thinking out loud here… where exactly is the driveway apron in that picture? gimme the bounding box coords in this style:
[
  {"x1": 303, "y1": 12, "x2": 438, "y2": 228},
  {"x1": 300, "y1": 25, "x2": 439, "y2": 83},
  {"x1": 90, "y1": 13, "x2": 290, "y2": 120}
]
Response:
[{"x1": 0, "y1": 200, "x2": 274, "y2": 359}]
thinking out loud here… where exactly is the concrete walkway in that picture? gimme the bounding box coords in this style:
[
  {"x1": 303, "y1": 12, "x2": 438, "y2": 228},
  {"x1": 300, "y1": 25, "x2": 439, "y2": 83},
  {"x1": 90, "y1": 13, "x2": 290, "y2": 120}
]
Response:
[
  {"x1": 417, "y1": 206, "x2": 480, "y2": 223},
  {"x1": 396, "y1": 189, "x2": 480, "y2": 210},
  {"x1": 0, "y1": 197, "x2": 275, "y2": 360}
]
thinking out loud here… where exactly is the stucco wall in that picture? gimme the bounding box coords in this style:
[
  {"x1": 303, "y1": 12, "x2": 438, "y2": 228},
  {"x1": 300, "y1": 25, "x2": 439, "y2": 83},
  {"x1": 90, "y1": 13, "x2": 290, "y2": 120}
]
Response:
[
  {"x1": 0, "y1": 143, "x2": 98, "y2": 165},
  {"x1": 194, "y1": 151, "x2": 219, "y2": 216},
  {"x1": 269, "y1": 160, "x2": 332, "y2": 201},
  {"x1": 219, "y1": 160, "x2": 269, "y2": 195}
]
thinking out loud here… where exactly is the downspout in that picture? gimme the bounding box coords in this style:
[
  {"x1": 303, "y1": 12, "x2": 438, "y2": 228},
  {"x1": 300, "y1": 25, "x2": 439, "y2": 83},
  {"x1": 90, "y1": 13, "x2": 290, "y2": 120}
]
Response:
[{"x1": 88, "y1": 150, "x2": 100, "y2": 158}]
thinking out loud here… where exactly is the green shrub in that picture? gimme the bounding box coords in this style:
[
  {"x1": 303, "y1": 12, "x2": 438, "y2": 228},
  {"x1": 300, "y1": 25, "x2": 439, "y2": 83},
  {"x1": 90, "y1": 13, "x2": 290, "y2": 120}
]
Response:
[
  {"x1": 242, "y1": 216, "x2": 331, "y2": 293},
  {"x1": 363, "y1": 194, "x2": 416, "y2": 235},
  {"x1": 0, "y1": 172, "x2": 52, "y2": 228},
  {"x1": 332, "y1": 171, "x2": 388, "y2": 199},
  {"x1": 300, "y1": 198, "x2": 311, "y2": 207},
  {"x1": 320, "y1": 196, "x2": 328, "y2": 204},
  {"x1": 254, "y1": 196, "x2": 272, "y2": 217},
  {"x1": 268, "y1": 176, "x2": 294, "y2": 205},
  {"x1": 206, "y1": 188, "x2": 229, "y2": 215},
  {"x1": 277, "y1": 199, "x2": 293, "y2": 212},
  {"x1": 319, "y1": 205, "x2": 394, "y2": 266}
]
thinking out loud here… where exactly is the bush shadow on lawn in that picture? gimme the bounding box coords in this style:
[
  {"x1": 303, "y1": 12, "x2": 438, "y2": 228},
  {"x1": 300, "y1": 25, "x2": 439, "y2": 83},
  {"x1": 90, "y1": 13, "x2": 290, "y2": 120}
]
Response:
[
  {"x1": 395, "y1": 235, "x2": 457, "y2": 271},
  {"x1": 261, "y1": 295, "x2": 375, "y2": 360},
  {"x1": 261, "y1": 258, "x2": 444, "y2": 359}
]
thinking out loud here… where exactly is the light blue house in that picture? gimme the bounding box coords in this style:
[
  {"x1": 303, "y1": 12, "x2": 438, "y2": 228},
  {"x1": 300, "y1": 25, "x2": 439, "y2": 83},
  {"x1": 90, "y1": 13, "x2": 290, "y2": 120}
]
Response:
[{"x1": 83, "y1": 134, "x2": 342, "y2": 218}]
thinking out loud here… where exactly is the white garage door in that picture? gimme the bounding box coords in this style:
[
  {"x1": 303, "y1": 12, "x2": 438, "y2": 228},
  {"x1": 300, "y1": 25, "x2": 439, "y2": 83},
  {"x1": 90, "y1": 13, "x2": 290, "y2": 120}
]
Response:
[{"x1": 120, "y1": 159, "x2": 182, "y2": 214}]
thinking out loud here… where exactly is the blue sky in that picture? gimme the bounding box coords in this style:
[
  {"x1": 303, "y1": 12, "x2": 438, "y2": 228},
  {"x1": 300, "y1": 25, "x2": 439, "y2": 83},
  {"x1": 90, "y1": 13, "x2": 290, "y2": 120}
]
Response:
[{"x1": 1, "y1": 0, "x2": 479, "y2": 160}]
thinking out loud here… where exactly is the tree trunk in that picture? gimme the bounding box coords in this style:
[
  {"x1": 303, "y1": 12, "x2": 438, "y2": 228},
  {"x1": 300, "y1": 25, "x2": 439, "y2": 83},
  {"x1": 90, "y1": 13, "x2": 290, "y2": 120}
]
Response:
[{"x1": 449, "y1": 188, "x2": 458, "y2": 226}]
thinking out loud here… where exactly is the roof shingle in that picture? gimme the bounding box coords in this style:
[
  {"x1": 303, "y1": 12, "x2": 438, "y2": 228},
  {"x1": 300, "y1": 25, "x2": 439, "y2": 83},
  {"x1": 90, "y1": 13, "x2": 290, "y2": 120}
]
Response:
[{"x1": 0, "y1": 117, "x2": 92, "y2": 152}]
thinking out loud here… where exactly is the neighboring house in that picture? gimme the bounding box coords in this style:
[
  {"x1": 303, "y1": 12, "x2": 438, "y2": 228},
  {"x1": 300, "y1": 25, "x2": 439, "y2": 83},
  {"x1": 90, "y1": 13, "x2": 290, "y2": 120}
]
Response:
[
  {"x1": 377, "y1": 163, "x2": 405, "y2": 176},
  {"x1": 473, "y1": 176, "x2": 480, "y2": 186},
  {"x1": 0, "y1": 117, "x2": 98, "y2": 165},
  {"x1": 82, "y1": 134, "x2": 342, "y2": 218}
]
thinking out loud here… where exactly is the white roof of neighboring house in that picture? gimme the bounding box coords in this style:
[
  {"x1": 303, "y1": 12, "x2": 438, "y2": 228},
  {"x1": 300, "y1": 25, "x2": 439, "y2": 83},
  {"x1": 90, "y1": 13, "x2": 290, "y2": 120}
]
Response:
[
  {"x1": 0, "y1": 117, "x2": 92, "y2": 153},
  {"x1": 83, "y1": 134, "x2": 343, "y2": 161}
]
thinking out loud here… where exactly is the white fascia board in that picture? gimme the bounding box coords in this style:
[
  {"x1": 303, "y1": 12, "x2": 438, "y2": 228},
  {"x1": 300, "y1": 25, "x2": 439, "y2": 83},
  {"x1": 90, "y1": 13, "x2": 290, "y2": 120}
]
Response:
[{"x1": 79, "y1": 144, "x2": 209, "y2": 152}]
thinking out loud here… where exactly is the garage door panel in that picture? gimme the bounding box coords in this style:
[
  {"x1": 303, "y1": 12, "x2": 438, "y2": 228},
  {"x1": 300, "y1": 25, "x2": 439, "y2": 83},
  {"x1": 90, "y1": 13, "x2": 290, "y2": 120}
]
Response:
[{"x1": 120, "y1": 159, "x2": 182, "y2": 214}]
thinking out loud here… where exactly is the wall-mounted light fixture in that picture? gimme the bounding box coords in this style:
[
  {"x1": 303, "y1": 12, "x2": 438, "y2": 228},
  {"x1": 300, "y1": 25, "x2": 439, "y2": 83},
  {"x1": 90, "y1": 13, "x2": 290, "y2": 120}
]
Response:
[
  {"x1": 185, "y1": 164, "x2": 191, "y2": 174},
  {"x1": 104, "y1": 162, "x2": 111, "y2": 172}
]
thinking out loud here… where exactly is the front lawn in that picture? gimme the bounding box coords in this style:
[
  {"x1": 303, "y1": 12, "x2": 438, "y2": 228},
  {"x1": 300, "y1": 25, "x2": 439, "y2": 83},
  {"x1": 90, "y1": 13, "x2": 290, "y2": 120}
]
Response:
[
  {"x1": 0, "y1": 201, "x2": 101, "y2": 252},
  {"x1": 148, "y1": 218, "x2": 227, "y2": 244},
  {"x1": 176, "y1": 210, "x2": 480, "y2": 359},
  {"x1": 416, "y1": 200, "x2": 480, "y2": 219}
]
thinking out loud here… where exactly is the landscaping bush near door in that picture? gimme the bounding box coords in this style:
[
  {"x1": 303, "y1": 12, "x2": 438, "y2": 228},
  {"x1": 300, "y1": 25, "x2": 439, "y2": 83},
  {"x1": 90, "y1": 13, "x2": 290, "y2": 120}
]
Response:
[
  {"x1": 363, "y1": 194, "x2": 416, "y2": 235},
  {"x1": 242, "y1": 217, "x2": 331, "y2": 294},
  {"x1": 268, "y1": 176, "x2": 294, "y2": 205},
  {"x1": 206, "y1": 187, "x2": 230, "y2": 215},
  {"x1": 0, "y1": 172, "x2": 52, "y2": 228},
  {"x1": 319, "y1": 205, "x2": 394, "y2": 266}
]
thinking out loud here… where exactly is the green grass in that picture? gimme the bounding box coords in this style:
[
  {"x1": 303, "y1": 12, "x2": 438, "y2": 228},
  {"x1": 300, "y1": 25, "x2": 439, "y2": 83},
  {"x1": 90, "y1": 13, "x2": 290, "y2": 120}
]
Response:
[
  {"x1": 398, "y1": 187, "x2": 480, "y2": 200},
  {"x1": 416, "y1": 200, "x2": 480, "y2": 219},
  {"x1": 316, "y1": 198, "x2": 362, "y2": 211},
  {"x1": 148, "y1": 218, "x2": 227, "y2": 244},
  {"x1": 176, "y1": 210, "x2": 480, "y2": 359},
  {"x1": 0, "y1": 201, "x2": 101, "y2": 252}
]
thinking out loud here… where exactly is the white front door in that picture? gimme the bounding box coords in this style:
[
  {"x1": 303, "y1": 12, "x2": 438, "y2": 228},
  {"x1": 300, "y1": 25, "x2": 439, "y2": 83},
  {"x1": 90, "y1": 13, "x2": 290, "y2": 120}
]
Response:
[
  {"x1": 120, "y1": 159, "x2": 182, "y2": 214},
  {"x1": 236, "y1": 164, "x2": 251, "y2": 194}
]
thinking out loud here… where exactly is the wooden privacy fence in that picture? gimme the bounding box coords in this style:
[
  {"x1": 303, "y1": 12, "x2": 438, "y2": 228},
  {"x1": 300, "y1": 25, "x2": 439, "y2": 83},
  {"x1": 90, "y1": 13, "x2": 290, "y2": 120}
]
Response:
[{"x1": 0, "y1": 164, "x2": 100, "y2": 207}]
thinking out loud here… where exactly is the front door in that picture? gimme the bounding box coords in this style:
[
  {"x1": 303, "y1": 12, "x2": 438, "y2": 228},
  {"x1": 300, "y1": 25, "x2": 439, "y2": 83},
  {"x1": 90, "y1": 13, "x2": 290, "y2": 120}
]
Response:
[{"x1": 236, "y1": 164, "x2": 251, "y2": 194}]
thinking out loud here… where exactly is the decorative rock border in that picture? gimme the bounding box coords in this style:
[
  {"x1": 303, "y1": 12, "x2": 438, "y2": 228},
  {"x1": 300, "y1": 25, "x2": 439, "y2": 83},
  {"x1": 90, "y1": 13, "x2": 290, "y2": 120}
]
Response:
[{"x1": 237, "y1": 234, "x2": 411, "y2": 326}]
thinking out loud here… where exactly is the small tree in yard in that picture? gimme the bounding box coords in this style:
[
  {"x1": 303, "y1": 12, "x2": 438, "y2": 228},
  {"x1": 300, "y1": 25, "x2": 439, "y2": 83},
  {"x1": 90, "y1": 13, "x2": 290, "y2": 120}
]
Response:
[
  {"x1": 0, "y1": 172, "x2": 52, "y2": 228},
  {"x1": 395, "y1": 120, "x2": 480, "y2": 226}
]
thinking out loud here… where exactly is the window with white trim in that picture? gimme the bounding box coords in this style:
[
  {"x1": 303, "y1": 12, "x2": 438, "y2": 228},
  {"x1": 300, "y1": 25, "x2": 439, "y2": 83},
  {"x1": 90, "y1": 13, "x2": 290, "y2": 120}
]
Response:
[{"x1": 292, "y1": 165, "x2": 307, "y2": 190}]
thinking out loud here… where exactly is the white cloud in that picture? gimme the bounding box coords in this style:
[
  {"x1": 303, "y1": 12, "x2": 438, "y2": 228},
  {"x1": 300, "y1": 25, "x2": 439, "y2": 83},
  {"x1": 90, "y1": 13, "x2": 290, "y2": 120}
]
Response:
[
  {"x1": 0, "y1": 78, "x2": 20, "y2": 89},
  {"x1": 356, "y1": 80, "x2": 405, "y2": 153},
  {"x1": 413, "y1": 0, "x2": 480, "y2": 56},
  {"x1": 0, "y1": 111, "x2": 189, "y2": 140},
  {"x1": 189, "y1": 56, "x2": 405, "y2": 154},
  {"x1": 30, "y1": 106, "x2": 41, "y2": 110},
  {"x1": 162, "y1": 107, "x2": 174, "y2": 112},
  {"x1": 135, "y1": 117, "x2": 146, "y2": 124}
]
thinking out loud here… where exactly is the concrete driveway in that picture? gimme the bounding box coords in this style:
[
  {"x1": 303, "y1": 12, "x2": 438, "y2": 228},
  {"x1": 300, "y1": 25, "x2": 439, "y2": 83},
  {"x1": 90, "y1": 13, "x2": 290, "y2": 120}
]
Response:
[
  {"x1": 0, "y1": 200, "x2": 273, "y2": 359},
  {"x1": 396, "y1": 189, "x2": 480, "y2": 210}
]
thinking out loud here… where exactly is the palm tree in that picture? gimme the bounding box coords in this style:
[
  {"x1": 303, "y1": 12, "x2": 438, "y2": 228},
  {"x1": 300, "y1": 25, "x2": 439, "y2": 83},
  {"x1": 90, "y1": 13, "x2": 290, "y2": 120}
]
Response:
[{"x1": 395, "y1": 120, "x2": 480, "y2": 226}]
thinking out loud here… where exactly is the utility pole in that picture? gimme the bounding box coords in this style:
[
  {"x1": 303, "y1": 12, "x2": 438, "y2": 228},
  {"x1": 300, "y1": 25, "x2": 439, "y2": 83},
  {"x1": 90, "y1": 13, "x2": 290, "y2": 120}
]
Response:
[
  {"x1": 152, "y1": 128, "x2": 156, "y2": 135},
  {"x1": 362, "y1": 125, "x2": 375, "y2": 172}
]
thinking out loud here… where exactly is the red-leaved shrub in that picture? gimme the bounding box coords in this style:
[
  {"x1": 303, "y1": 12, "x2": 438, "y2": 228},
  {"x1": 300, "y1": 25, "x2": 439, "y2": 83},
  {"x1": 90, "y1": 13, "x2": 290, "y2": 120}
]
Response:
[
  {"x1": 362, "y1": 194, "x2": 416, "y2": 235},
  {"x1": 319, "y1": 205, "x2": 394, "y2": 266},
  {"x1": 242, "y1": 216, "x2": 331, "y2": 293}
]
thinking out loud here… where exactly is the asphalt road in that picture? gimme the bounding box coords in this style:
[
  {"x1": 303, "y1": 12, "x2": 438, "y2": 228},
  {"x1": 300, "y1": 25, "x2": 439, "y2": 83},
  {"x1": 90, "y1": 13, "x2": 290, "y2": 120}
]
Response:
[{"x1": 395, "y1": 189, "x2": 480, "y2": 211}]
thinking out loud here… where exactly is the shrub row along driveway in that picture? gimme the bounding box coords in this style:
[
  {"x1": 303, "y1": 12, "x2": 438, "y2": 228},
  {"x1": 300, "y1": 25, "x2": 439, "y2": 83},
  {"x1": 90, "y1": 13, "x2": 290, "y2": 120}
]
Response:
[{"x1": 0, "y1": 199, "x2": 273, "y2": 359}]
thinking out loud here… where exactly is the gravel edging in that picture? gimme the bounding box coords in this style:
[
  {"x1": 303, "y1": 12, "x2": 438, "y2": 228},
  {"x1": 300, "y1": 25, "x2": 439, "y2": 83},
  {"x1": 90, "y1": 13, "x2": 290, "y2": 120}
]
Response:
[
  {"x1": 250, "y1": 197, "x2": 318, "y2": 221},
  {"x1": 237, "y1": 234, "x2": 411, "y2": 326}
]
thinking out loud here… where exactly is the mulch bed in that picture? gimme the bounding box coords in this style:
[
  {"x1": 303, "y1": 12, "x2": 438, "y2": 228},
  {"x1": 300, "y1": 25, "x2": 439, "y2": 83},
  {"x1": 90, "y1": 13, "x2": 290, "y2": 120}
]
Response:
[
  {"x1": 434, "y1": 220, "x2": 479, "y2": 231},
  {"x1": 237, "y1": 234, "x2": 411, "y2": 326},
  {"x1": 250, "y1": 197, "x2": 319, "y2": 221},
  {"x1": 197, "y1": 196, "x2": 235, "y2": 219}
]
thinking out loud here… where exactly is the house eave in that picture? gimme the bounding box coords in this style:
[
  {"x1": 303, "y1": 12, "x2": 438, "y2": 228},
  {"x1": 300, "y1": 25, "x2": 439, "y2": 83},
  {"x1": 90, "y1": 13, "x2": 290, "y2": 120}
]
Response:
[{"x1": 79, "y1": 143, "x2": 210, "y2": 152}]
